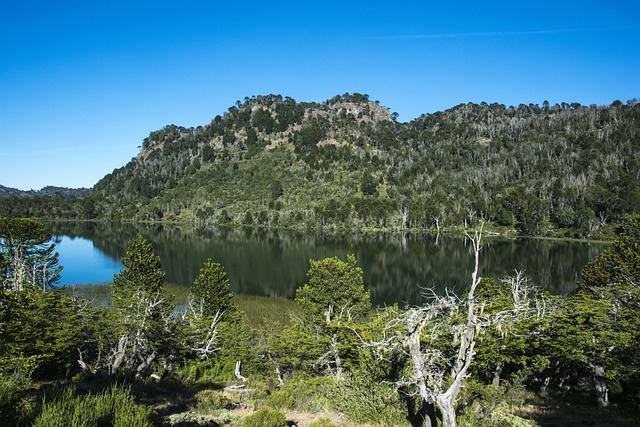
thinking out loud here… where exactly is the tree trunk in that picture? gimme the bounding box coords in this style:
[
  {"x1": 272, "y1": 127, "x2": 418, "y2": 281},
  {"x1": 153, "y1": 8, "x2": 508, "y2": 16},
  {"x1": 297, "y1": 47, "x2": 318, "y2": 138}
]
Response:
[
  {"x1": 407, "y1": 310, "x2": 438, "y2": 427},
  {"x1": 492, "y1": 362, "x2": 504, "y2": 387},
  {"x1": 436, "y1": 394, "x2": 457, "y2": 427},
  {"x1": 330, "y1": 334, "x2": 343, "y2": 381},
  {"x1": 592, "y1": 365, "x2": 609, "y2": 409},
  {"x1": 402, "y1": 205, "x2": 409, "y2": 229}
]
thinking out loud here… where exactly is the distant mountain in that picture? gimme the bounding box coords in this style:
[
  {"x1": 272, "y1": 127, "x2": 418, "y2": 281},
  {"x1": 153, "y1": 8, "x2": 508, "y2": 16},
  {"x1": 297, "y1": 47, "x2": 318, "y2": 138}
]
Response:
[{"x1": 0, "y1": 184, "x2": 91, "y2": 199}]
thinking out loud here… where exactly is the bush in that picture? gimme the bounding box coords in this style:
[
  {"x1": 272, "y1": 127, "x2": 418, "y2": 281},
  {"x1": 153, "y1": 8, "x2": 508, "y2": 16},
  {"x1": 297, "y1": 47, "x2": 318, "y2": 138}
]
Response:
[
  {"x1": 457, "y1": 380, "x2": 534, "y2": 427},
  {"x1": 266, "y1": 377, "x2": 333, "y2": 411},
  {"x1": 180, "y1": 359, "x2": 236, "y2": 384},
  {"x1": 0, "y1": 376, "x2": 33, "y2": 426},
  {"x1": 194, "y1": 389, "x2": 238, "y2": 417},
  {"x1": 195, "y1": 389, "x2": 235, "y2": 410},
  {"x1": 33, "y1": 384, "x2": 153, "y2": 427},
  {"x1": 309, "y1": 417, "x2": 335, "y2": 427},
  {"x1": 327, "y1": 374, "x2": 407, "y2": 426},
  {"x1": 242, "y1": 407, "x2": 287, "y2": 427}
]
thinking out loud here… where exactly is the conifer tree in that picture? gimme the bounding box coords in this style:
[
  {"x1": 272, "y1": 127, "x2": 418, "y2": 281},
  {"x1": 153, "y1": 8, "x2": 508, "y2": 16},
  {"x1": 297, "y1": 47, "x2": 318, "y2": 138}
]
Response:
[
  {"x1": 184, "y1": 259, "x2": 239, "y2": 360},
  {"x1": 0, "y1": 217, "x2": 62, "y2": 291},
  {"x1": 104, "y1": 237, "x2": 174, "y2": 376},
  {"x1": 295, "y1": 254, "x2": 371, "y2": 380}
]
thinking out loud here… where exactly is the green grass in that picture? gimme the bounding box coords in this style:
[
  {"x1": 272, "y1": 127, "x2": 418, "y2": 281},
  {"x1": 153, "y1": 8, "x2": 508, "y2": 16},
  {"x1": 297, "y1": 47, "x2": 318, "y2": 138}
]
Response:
[
  {"x1": 33, "y1": 384, "x2": 153, "y2": 427},
  {"x1": 235, "y1": 294, "x2": 300, "y2": 332}
]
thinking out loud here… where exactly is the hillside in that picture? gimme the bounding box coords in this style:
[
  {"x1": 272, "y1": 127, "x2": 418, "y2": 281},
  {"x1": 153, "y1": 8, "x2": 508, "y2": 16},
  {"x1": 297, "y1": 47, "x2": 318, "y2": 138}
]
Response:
[
  {"x1": 3, "y1": 93, "x2": 639, "y2": 238},
  {"x1": 90, "y1": 94, "x2": 640, "y2": 238},
  {"x1": 0, "y1": 184, "x2": 91, "y2": 199}
]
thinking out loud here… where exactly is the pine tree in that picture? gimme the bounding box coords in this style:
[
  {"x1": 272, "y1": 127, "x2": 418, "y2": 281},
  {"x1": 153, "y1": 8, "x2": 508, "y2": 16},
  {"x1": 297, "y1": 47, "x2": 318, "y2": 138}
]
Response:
[
  {"x1": 184, "y1": 259, "x2": 239, "y2": 360},
  {"x1": 105, "y1": 236, "x2": 174, "y2": 376},
  {"x1": 295, "y1": 254, "x2": 371, "y2": 379},
  {"x1": 0, "y1": 217, "x2": 62, "y2": 291}
]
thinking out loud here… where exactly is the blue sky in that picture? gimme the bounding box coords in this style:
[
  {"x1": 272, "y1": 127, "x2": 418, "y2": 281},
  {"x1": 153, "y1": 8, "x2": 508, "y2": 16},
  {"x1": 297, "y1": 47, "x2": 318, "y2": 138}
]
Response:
[{"x1": 1, "y1": 1, "x2": 638, "y2": 190}]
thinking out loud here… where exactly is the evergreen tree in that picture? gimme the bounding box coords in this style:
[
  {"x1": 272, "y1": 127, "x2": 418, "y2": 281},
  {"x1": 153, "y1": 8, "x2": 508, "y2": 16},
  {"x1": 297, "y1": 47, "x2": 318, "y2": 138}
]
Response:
[
  {"x1": 184, "y1": 259, "x2": 241, "y2": 361},
  {"x1": 190, "y1": 259, "x2": 237, "y2": 321},
  {"x1": 0, "y1": 218, "x2": 62, "y2": 291},
  {"x1": 105, "y1": 237, "x2": 174, "y2": 376},
  {"x1": 295, "y1": 254, "x2": 371, "y2": 379}
]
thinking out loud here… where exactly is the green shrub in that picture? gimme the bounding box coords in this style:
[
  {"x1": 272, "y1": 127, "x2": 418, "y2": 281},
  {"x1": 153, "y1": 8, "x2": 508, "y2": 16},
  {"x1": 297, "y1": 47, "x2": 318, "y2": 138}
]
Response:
[
  {"x1": 457, "y1": 380, "x2": 535, "y2": 427},
  {"x1": 242, "y1": 407, "x2": 287, "y2": 427},
  {"x1": 0, "y1": 376, "x2": 33, "y2": 426},
  {"x1": 266, "y1": 376, "x2": 333, "y2": 411},
  {"x1": 180, "y1": 359, "x2": 236, "y2": 384},
  {"x1": 309, "y1": 416, "x2": 335, "y2": 427},
  {"x1": 195, "y1": 389, "x2": 236, "y2": 414},
  {"x1": 327, "y1": 374, "x2": 407, "y2": 426},
  {"x1": 33, "y1": 384, "x2": 153, "y2": 427}
]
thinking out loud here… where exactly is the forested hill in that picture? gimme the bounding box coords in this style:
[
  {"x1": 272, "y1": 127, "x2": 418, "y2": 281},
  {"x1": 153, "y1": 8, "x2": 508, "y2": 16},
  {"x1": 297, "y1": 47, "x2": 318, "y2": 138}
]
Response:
[
  {"x1": 89, "y1": 94, "x2": 639, "y2": 238},
  {"x1": 5, "y1": 93, "x2": 638, "y2": 238},
  {"x1": 0, "y1": 184, "x2": 91, "y2": 199}
]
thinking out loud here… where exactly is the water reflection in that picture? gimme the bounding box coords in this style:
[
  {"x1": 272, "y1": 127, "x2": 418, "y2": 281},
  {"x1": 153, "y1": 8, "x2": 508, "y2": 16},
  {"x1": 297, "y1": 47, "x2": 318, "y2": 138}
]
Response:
[{"x1": 47, "y1": 223, "x2": 606, "y2": 306}]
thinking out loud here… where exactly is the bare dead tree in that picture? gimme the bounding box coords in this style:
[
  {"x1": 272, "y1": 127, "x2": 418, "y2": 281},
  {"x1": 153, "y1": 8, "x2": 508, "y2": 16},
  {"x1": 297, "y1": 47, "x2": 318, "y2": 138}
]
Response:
[
  {"x1": 78, "y1": 289, "x2": 175, "y2": 377},
  {"x1": 364, "y1": 229, "x2": 546, "y2": 427}
]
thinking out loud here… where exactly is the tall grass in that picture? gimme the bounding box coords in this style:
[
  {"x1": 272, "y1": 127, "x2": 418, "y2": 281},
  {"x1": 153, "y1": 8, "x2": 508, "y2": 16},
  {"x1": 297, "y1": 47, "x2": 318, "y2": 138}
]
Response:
[
  {"x1": 33, "y1": 384, "x2": 153, "y2": 427},
  {"x1": 235, "y1": 294, "x2": 300, "y2": 332}
]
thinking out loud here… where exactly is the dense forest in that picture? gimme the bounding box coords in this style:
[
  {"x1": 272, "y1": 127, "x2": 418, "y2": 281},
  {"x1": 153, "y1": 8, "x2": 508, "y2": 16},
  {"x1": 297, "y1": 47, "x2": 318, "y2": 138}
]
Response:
[
  {"x1": 1, "y1": 94, "x2": 639, "y2": 239},
  {"x1": 1, "y1": 216, "x2": 639, "y2": 426}
]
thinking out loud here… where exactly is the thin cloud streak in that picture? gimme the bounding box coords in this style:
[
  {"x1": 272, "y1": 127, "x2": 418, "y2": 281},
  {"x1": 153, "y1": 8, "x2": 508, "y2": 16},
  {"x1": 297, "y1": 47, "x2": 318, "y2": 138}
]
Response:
[{"x1": 366, "y1": 26, "x2": 636, "y2": 41}]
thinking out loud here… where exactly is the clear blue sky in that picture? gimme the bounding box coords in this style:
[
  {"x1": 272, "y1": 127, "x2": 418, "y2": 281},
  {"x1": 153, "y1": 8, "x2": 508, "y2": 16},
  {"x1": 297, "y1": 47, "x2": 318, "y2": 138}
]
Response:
[{"x1": 1, "y1": 1, "x2": 638, "y2": 190}]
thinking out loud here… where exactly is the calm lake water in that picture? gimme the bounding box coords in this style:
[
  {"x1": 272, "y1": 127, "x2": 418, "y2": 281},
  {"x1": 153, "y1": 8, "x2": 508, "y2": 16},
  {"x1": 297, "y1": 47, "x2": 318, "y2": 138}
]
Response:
[{"x1": 47, "y1": 222, "x2": 606, "y2": 306}]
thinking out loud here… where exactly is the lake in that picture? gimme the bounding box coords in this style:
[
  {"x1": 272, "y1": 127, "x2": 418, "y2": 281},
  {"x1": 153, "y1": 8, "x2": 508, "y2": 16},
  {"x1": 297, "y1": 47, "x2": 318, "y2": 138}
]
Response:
[{"x1": 47, "y1": 222, "x2": 606, "y2": 306}]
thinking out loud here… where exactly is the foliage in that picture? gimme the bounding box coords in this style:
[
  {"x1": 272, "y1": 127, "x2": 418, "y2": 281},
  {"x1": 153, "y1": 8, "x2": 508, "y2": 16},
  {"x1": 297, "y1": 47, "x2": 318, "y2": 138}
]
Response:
[
  {"x1": 266, "y1": 376, "x2": 333, "y2": 411},
  {"x1": 541, "y1": 215, "x2": 640, "y2": 407},
  {"x1": 264, "y1": 322, "x2": 322, "y2": 379},
  {"x1": 91, "y1": 237, "x2": 176, "y2": 377},
  {"x1": 194, "y1": 389, "x2": 237, "y2": 412},
  {"x1": 33, "y1": 384, "x2": 153, "y2": 427},
  {"x1": 296, "y1": 254, "x2": 370, "y2": 325},
  {"x1": 183, "y1": 259, "x2": 240, "y2": 361},
  {"x1": 471, "y1": 276, "x2": 549, "y2": 387},
  {"x1": 111, "y1": 236, "x2": 168, "y2": 308},
  {"x1": 295, "y1": 254, "x2": 371, "y2": 379},
  {"x1": 241, "y1": 407, "x2": 287, "y2": 427},
  {"x1": 180, "y1": 358, "x2": 237, "y2": 384},
  {"x1": 326, "y1": 372, "x2": 408, "y2": 426},
  {"x1": 0, "y1": 287, "x2": 84, "y2": 378},
  {"x1": 0, "y1": 376, "x2": 34, "y2": 426},
  {"x1": 6, "y1": 96, "x2": 638, "y2": 238},
  {"x1": 457, "y1": 380, "x2": 535, "y2": 427},
  {"x1": 189, "y1": 259, "x2": 238, "y2": 321},
  {"x1": 0, "y1": 217, "x2": 62, "y2": 291},
  {"x1": 308, "y1": 417, "x2": 336, "y2": 427}
]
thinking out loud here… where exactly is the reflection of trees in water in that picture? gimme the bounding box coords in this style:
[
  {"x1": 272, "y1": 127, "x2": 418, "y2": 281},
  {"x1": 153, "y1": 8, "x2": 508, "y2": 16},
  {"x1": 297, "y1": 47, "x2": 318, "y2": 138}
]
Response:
[{"x1": 45, "y1": 223, "x2": 607, "y2": 306}]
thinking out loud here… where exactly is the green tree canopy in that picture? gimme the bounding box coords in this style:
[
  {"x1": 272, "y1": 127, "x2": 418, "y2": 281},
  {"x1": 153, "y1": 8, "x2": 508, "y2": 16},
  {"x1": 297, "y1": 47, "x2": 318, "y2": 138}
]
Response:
[
  {"x1": 295, "y1": 254, "x2": 371, "y2": 326},
  {"x1": 0, "y1": 217, "x2": 62, "y2": 291},
  {"x1": 190, "y1": 259, "x2": 237, "y2": 321},
  {"x1": 106, "y1": 236, "x2": 174, "y2": 376},
  {"x1": 295, "y1": 254, "x2": 371, "y2": 380},
  {"x1": 111, "y1": 236, "x2": 166, "y2": 309}
]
